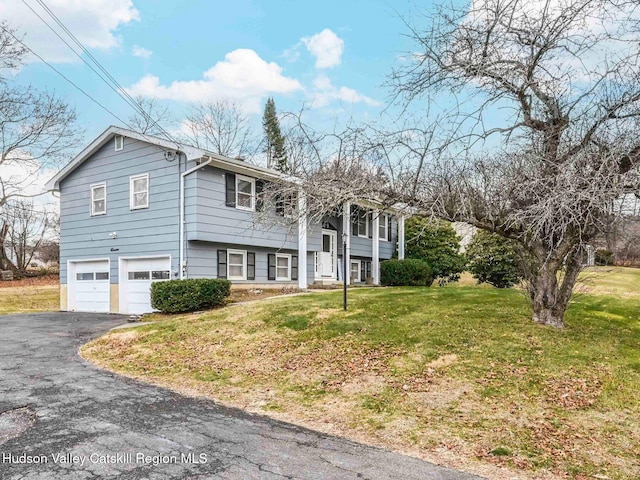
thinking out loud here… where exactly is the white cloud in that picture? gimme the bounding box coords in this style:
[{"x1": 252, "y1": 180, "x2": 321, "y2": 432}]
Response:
[
  {"x1": 310, "y1": 75, "x2": 380, "y2": 108},
  {"x1": 0, "y1": 0, "x2": 140, "y2": 63},
  {"x1": 132, "y1": 45, "x2": 152, "y2": 59},
  {"x1": 302, "y1": 29, "x2": 344, "y2": 69},
  {"x1": 126, "y1": 49, "x2": 303, "y2": 113}
]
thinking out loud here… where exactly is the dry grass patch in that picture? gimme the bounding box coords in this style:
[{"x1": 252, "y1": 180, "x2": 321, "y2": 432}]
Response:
[{"x1": 0, "y1": 284, "x2": 59, "y2": 315}]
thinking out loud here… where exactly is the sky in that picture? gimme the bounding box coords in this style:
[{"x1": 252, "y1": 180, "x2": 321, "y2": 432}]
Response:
[{"x1": 2, "y1": 0, "x2": 423, "y2": 145}]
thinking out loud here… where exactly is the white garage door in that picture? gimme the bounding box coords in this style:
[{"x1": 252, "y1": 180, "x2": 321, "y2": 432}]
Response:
[
  {"x1": 69, "y1": 260, "x2": 110, "y2": 312},
  {"x1": 121, "y1": 257, "x2": 171, "y2": 314}
]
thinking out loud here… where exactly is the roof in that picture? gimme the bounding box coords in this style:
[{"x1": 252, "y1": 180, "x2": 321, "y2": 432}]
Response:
[{"x1": 45, "y1": 125, "x2": 291, "y2": 191}]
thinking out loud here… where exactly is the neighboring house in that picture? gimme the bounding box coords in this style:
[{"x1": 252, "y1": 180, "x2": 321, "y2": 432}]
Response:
[{"x1": 46, "y1": 126, "x2": 407, "y2": 315}]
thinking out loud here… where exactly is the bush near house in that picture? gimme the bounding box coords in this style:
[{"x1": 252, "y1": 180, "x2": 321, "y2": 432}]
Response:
[
  {"x1": 465, "y1": 231, "x2": 524, "y2": 288},
  {"x1": 380, "y1": 258, "x2": 434, "y2": 286},
  {"x1": 151, "y1": 279, "x2": 231, "y2": 313},
  {"x1": 404, "y1": 217, "x2": 466, "y2": 284}
]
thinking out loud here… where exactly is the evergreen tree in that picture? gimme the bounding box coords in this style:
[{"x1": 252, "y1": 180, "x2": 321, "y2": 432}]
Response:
[
  {"x1": 404, "y1": 217, "x2": 466, "y2": 285},
  {"x1": 262, "y1": 97, "x2": 288, "y2": 172}
]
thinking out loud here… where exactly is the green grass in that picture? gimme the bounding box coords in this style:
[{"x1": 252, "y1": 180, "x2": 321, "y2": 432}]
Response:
[
  {"x1": 0, "y1": 285, "x2": 59, "y2": 314},
  {"x1": 82, "y1": 267, "x2": 640, "y2": 480}
]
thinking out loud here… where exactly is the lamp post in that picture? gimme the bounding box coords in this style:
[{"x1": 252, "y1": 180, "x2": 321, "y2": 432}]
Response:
[{"x1": 342, "y1": 233, "x2": 348, "y2": 310}]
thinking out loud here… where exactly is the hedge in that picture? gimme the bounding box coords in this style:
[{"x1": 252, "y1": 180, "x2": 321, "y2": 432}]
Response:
[
  {"x1": 380, "y1": 259, "x2": 434, "y2": 287},
  {"x1": 150, "y1": 278, "x2": 232, "y2": 313}
]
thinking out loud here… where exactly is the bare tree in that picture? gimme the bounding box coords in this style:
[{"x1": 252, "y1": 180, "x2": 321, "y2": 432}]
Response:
[
  {"x1": 183, "y1": 99, "x2": 257, "y2": 159},
  {"x1": 0, "y1": 200, "x2": 55, "y2": 271},
  {"x1": 0, "y1": 22, "x2": 79, "y2": 210},
  {"x1": 0, "y1": 86, "x2": 78, "y2": 208},
  {"x1": 0, "y1": 22, "x2": 27, "y2": 75},
  {"x1": 388, "y1": 0, "x2": 640, "y2": 327},
  {"x1": 127, "y1": 96, "x2": 174, "y2": 136}
]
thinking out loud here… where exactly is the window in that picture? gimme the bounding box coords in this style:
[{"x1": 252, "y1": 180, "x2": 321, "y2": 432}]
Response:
[
  {"x1": 130, "y1": 174, "x2": 149, "y2": 210},
  {"x1": 276, "y1": 194, "x2": 297, "y2": 217},
  {"x1": 236, "y1": 175, "x2": 255, "y2": 211},
  {"x1": 91, "y1": 183, "x2": 106, "y2": 216},
  {"x1": 227, "y1": 250, "x2": 247, "y2": 280},
  {"x1": 350, "y1": 260, "x2": 361, "y2": 282},
  {"x1": 151, "y1": 270, "x2": 170, "y2": 280},
  {"x1": 77, "y1": 273, "x2": 94, "y2": 281},
  {"x1": 276, "y1": 254, "x2": 291, "y2": 281},
  {"x1": 115, "y1": 135, "x2": 124, "y2": 151},
  {"x1": 379, "y1": 214, "x2": 390, "y2": 241},
  {"x1": 96, "y1": 272, "x2": 110, "y2": 280},
  {"x1": 357, "y1": 210, "x2": 369, "y2": 237},
  {"x1": 128, "y1": 271, "x2": 150, "y2": 280}
]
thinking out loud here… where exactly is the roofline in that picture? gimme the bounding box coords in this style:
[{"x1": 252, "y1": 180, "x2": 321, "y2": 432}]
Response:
[{"x1": 45, "y1": 125, "x2": 292, "y2": 191}]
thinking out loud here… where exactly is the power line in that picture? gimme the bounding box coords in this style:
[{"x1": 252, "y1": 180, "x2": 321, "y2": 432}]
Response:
[
  {"x1": 0, "y1": 24, "x2": 131, "y2": 127},
  {"x1": 27, "y1": 0, "x2": 181, "y2": 147}
]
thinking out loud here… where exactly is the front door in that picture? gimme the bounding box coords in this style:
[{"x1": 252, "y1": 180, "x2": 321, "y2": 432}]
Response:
[{"x1": 320, "y1": 230, "x2": 336, "y2": 278}]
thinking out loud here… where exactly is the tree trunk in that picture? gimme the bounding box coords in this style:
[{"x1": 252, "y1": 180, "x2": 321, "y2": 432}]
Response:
[{"x1": 528, "y1": 250, "x2": 583, "y2": 329}]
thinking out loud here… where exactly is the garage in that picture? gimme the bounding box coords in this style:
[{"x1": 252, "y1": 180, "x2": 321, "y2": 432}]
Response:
[
  {"x1": 68, "y1": 260, "x2": 110, "y2": 312},
  {"x1": 120, "y1": 256, "x2": 171, "y2": 314}
]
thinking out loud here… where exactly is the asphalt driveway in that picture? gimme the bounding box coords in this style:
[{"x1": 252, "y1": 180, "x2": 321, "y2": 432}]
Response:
[{"x1": 0, "y1": 313, "x2": 483, "y2": 479}]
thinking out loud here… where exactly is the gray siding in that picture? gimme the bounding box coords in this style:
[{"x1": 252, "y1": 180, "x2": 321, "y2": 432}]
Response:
[
  {"x1": 59, "y1": 136, "x2": 180, "y2": 283},
  {"x1": 187, "y1": 166, "x2": 299, "y2": 249},
  {"x1": 187, "y1": 240, "x2": 299, "y2": 285}
]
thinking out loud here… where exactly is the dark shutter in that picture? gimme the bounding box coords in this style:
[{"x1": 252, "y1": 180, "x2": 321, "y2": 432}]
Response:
[
  {"x1": 388, "y1": 216, "x2": 393, "y2": 241},
  {"x1": 360, "y1": 261, "x2": 365, "y2": 281},
  {"x1": 292, "y1": 255, "x2": 298, "y2": 281},
  {"x1": 275, "y1": 194, "x2": 284, "y2": 216},
  {"x1": 255, "y1": 180, "x2": 264, "y2": 212},
  {"x1": 225, "y1": 173, "x2": 236, "y2": 207},
  {"x1": 368, "y1": 212, "x2": 373, "y2": 238},
  {"x1": 351, "y1": 205, "x2": 358, "y2": 236},
  {"x1": 217, "y1": 250, "x2": 227, "y2": 278},
  {"x1": 366, "y1": 261, "x2": 372, "y2": 279},
  {"x1": 267, "y1": 254, "x2": 276, "y2": 280},
  {"x1": 247, "y1": 252, "x2": 255, "y2": 280}
]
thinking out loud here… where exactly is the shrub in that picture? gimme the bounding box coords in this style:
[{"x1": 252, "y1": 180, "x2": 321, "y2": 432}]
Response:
[
  {"x1": 595, "y1": 249, "x2": 614, "y2": 266},
  {"x1": 404, "y1": 217, "x2": 466, "y2": 284},
  {"x1": 151, "y1": 278, "x2": 231, "y2": 313},
  {"x1": 380, "y1": 259, "x2": 434, "y2": 286},
  {"x1": 465, "y1": 231, "x2": 524, "y2": 288}
]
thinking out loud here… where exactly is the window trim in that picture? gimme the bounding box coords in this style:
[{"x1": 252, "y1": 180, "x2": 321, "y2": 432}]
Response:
[
  {"x1": 379, "y1": 214, "x2": 390, "y2": 241},
  {"x1": 90, "y1": 182, "x2": 107, "y2": 216},
  {"x1": 357, "y1": 210, "x2": 369, "y2": 238},
  {"x1": 275, "y1": 253, "x2": 291, "y2": 281},
  {"x1": 115, "y1": 135, "x2": 124, "y2": 151},
  {"x1": 350, "y1": 260, "x2": 361, "y2": 283},
  {"x1": 235, "y1": 174, "x2": 255, "y2": 211},
  {"x1": 130, "y1": 173, "x2": 150, "y2": 210},
  {"x1": 227, "y1": 249, "x2": 247, "y2": 281}
]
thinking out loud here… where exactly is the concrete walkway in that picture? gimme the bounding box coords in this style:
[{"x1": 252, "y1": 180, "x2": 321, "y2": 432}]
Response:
[{"x1": 0, "y1": 312, "x2": 483, "y2": 479}]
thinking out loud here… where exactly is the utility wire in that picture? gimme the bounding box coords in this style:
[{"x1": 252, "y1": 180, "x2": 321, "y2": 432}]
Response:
[
  {"x1": 22, "y1": 0, "x2": 181, "y2": 148},
  {"x1": 31, "y1": 0, "x2": 180, "y2": 146},
  {"x1": 0, "y1": 24, "x2": 131, "y2": 127}
]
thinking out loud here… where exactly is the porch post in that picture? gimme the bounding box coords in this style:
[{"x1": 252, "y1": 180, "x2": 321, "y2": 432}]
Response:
[
  {"x1": 372, "y1": 209, "x2": 380, "y2": 284},
  {"x1": 343, "y1": 201, "x2": 351, "y2": 285},
  {"x1": 298, "y1": 190, "x2": 308, "y2": 289},
  {"x1": 398, "y1": 215, "x2": 405, "y2": 260}
]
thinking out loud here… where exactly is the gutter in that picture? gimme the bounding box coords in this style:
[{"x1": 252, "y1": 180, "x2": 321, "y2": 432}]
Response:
[{"x1": 179, "y1": 155, "x2": 213, "y2": 279}]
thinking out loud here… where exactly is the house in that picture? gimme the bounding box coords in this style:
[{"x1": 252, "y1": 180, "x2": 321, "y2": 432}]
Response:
[{"x1": 45, "y1": 126, "x2": 407, "y2": 315}]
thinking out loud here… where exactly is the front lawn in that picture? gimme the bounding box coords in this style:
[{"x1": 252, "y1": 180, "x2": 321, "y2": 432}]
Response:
[
  {"x1": 0, "y1": 284, "x2": 59, "y2": 314},
  {"x1": 82, "y1": 267, "x2": 640, "y2": 480}
]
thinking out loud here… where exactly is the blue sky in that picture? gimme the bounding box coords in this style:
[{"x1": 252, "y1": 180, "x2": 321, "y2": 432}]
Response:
[{"x1": 3, "y1": 0, "x2": 425, "y2": 143}]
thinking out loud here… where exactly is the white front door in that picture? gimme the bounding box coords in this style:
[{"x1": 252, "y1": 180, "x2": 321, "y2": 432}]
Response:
[
  {"x1": 121, "y1": 257, "x2": 171, "y2": 314},
  {"x1": 320, "y1": 230, "x2": 337, "y2": 278}
]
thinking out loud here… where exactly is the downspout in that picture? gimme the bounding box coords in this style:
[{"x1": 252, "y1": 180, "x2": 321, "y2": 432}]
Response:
[{"x1": 180, "y1": 155, "x2": 213, "y2": 279}]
